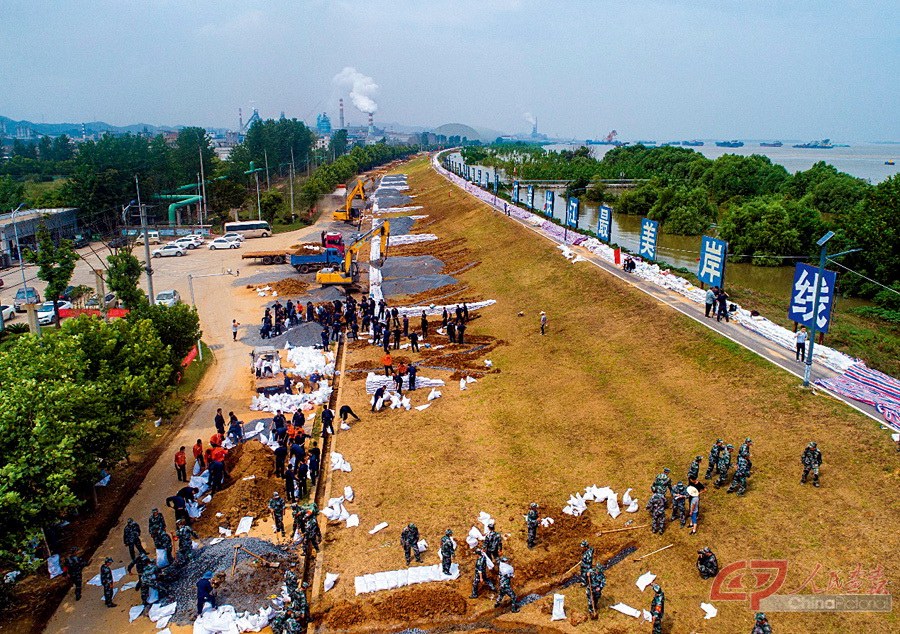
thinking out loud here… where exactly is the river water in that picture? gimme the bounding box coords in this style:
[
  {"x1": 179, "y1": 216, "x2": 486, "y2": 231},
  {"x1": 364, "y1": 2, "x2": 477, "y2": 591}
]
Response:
[{"x1": 447, "y1": 151, "x2": 873, "y2": 308}]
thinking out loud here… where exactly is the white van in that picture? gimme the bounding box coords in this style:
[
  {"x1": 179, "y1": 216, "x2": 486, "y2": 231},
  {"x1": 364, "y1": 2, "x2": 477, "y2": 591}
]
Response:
[{"x1": 134, "y1": 230, "x2": 161, "y2": 245}]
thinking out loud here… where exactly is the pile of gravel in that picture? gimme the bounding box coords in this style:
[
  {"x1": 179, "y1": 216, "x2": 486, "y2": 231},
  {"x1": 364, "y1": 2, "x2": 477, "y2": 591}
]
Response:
[
  {"x1": 383, "y1": 274, "x2": 458, "y2": 297},
  {"x1": 384, "y1": 216, "x2": 415, "y2": 236},
  {"x1": 160, "y1": 537, "x2": 293, "y2": 625},
  {"x1": 380, "y1": 256, "x2": 446, "y2": 278}
]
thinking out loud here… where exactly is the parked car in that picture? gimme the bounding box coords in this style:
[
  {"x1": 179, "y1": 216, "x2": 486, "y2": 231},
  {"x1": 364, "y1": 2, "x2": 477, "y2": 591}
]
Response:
[
  {"x1": 152, "y1": 244, "x2": 186, "y2": 258},
  {"x1": 209, "y1": 237, "x2": 240, "y2": 250},
  {"x1": 13, "y1": 287, "x2": 41, "y2": 312},
  {"x1": 185, "y1": 234, "x2": 206, "y2": 245},
  {"x1": 155, "y1": 289, "x2": 181, "y2": 307},
  {"x1": 72, "y1": 233, "x2": 91, "y2": 248},
  {"x1": 134, "y1": 231, "x2": 161, "y2": 245},
  {"x1": 37, "y1": 300, "x2": 73, "y2": 325},
  {"x1": 170, "y1": 237, "x2": 200, "y2": 250},
  {"x1": 1, "y1": 304, "x2": 15, "y2": 322},
  {"x1": 221, "y1": 232, "x2": 245, "y2": 243},
  {"x1": 107, "y1": 235, "x2": 130, "y2": 249},
  {"x1": 85, "y1": 292, "x2": 119, "y2": 310}
]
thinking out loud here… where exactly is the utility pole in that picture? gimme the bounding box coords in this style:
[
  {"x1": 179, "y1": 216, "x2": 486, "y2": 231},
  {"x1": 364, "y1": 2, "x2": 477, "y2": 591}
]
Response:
[
  {"x1": 136, "y1": 175, "x2": 155, "y2": 305},
  {"x1": 255, "y1": 171, "x2": 262, "y2": 220},
  {"x1": 199, "y1": 146, "x2": 208, "y2": 226},
  {"x1": 289, "y1": 147, "x2": 296, "y2": 222},
  {"x1": 264, "y1": 150, "x2": 271, "y2": 190}
]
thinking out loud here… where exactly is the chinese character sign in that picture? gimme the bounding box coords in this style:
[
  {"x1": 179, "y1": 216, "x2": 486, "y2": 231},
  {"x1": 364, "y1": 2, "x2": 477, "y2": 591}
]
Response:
[
  {"x1": 493, "y1": 173, "x2": 499, "y2": 194},
  {"x1": 597, "y1": 205, "x2": 612, "y2": 242},
  {"x1": 512, "y1": 181, "x2": 519, "y2": 203},
  {"x1": 527, "y1": 185, "x2": 535, "y2": 209},
  {"x1": 639, "y1": 218, "x2": 659, "y2": 260},
  {"x1": 788, "y1": 263, "x2": 837, "y2": 333},
  {"x1": 567, "y1": 197, "x2": 579, "y2": 227},
  {"x1": 477, "y1": 169, "x2": 482, "y2": 185},
  {"x1": 698, "y1": 236, "x2": 728, "y2": 287},
  {"x1": 545, "y1": 190, "x2": 554, "y2": 215}
]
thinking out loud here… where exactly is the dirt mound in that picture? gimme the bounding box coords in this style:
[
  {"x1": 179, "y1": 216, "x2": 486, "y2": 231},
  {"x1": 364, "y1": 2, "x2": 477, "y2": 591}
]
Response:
[
  {"x1": 322, "y1": 586, "x2": 467, "y2": 629},
  {"x1": 418, "y1": 335, "x2": 506, "y2": 378},
  {"x1": 251, "y1": 278, "x2": 310, "y2": 296},
  {"x1": 288, "y1": 242, "x2": 322, "y2": 252},
  {"x1": 193, "y1": 442, "x2": 286, "y2": 537}
]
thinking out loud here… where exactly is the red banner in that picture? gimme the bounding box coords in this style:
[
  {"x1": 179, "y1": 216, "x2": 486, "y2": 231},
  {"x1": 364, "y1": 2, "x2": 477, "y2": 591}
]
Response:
[
  {"x1": 58, "y1": 308, "x2": 130, "y2": 319},
  {"x1": 182, "y1": 345, "x2": 198, "y2": 367}
]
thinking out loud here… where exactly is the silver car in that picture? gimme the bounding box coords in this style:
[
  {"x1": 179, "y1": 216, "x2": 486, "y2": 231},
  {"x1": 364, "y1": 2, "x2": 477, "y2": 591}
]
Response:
[
  {"x1": 152, "y1": 244, "x2": 186, "y2": 258},
  {"x1": 155, "y1": 289, "x2": 181, "y2": 307}
]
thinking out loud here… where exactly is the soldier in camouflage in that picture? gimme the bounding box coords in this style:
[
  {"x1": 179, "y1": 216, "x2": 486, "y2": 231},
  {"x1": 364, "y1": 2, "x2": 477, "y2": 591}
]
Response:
[
  {"x1": 728, "y1": 454, "x2": 753, "y2": 495},
  {"x1": 584, "y1": 564, "x2": 606, "y2": 618},
  {"x1": 652, "y1": 468, "x2": 673, "y2": 498},
  {"x1": 705, "y1": 439, "x2": 724, "y2": 479},
  {"x1": 289, "y1": 581, "x2": 310, "y2": 625},
  {"x1": 64, "y1": 547, "x2": 87, "y2": 601},
  {"x1": 123, "y1": 517, "x2": 147, "y2": 562},
  {"x1": 697, "y1": 547, "x2": 719, "y2": 579},
  {"x1": 751, "y1": 612, "x2": 773, "y2": 634},
  {"x1": 670, "y1": 481, "x2": 689, "y2": 526},
  {"x1": 400, "y1": 523, "x2": 422, "y2": 565},
  {"x1": 650, "y1": 583, "x2": 665, "y2": 634},
  {"x1": 714, "y1": 444, "x2": 734, "y2": 488},
  {"x1": 284, "y1": 562, "x2": 300, "y2": 594},
  {"x1": 282, "y1": 611, "x2": 303, "y2": 634},
  {"x1": 176, "y1": 520, "x2": 199, "y2": 563},
  {"x1": 269, "y1": 609, "x2": 288, "y2": 634},
  {"x1": 440, "y1": 529, "x2": 456, "y2": 575},
  {"x1": 290, "y1": 503, "x2": 302, "y2": 538},
  {"x1": 688, "y1": 456, "x2": 703, "y2": 484},
  {"x1": 484, "y1": 523, "x2": 503, "y2": 563},
  {"x1": 140, "y1": 560, "x2": 160, "y2": 606},
  {"x1": 301, "y1": 511, "x2": 321, "y2": 555},
  {"x1": 156, "y1": 530, "x2": 174, "y2": 567},
  {"x1": 646, "y1": 490, "x2": 667, "y2": 534},
  {"x1": 100, "y1": 557, "x2": 117, "y2": 607},
  {"x1": 526, "y1": 503, "x2": 539, "y2": 548},
  {"x1": 269, "y1": 492, "x2": 286, "y2": 536},
  {"x1": 739, "y1": 438, "x2": 753, "y2": 459},
  {"x1": 127, "y1": 552, "x2": 150, "y2": 591},
  {"x1": 579, "y1": 540, "x2": 594, "y2": 586},
  {"x1": 801, "y1": 442, "x2": 822, "y2": 487},
  {"x1": 495, "y1": 558, "x2": 519, "y2": 612},
  {"x1": 148, "y1": 509, "x2": 167, "y2": 549},
  {"x1": 470, "y1": 548, "x2": 496, "y2": 598}
]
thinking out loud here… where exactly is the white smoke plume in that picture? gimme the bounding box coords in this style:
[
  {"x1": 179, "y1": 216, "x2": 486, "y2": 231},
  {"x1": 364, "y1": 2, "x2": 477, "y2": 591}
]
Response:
[
  {"x1": 333, "y1": 67, "x2": 379, "y2": 114},
  {"x1": 523, "y1": 112, "x2": 536, "y2": 125}
]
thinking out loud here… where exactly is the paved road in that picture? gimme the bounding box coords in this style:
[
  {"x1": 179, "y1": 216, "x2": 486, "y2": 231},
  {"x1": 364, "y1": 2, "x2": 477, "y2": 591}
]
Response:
[{"x1": 436, "y1": 165, "x2": 886, "y2": 428}]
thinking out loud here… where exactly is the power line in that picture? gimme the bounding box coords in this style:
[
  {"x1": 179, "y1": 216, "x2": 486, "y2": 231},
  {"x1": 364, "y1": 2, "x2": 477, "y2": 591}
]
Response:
[{"x1": 828, "y1": 259, "x2": 900, "y2": 296}]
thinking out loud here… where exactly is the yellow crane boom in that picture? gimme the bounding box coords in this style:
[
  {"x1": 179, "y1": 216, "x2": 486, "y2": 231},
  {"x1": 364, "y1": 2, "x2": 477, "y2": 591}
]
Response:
[{"x1": 316, "y1": 221, "x2": 391, "y2": 286}]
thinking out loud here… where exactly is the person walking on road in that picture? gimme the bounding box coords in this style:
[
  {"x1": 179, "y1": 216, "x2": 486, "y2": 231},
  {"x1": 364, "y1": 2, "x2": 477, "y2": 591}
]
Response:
[
  {"x1": 705, "y1": 288, "x2": 716, "y2": 318},
  {"x1": 64, "y1": 547, "x2": 87, "y2": 601},
  {"x1": 174, "y1": 446, "x2": 188, "y2": 482},
  {"x1": 801, "y1": 441, "x2": 823, "y2": 487},
  {"x1": 214, "y1": 409, "x2": 226, "y2": 436},
  {"x1": 795, "y1": 326, "x2": 808, "y2": 361},
  {"x1": 540, "y1": 311, "x2": 547, "y2": 335},
  {"x1": 123, "y1": 518, "x2": 147, "y2": 562},
  {"x1": 232, "y1": 320, "x2": 240, "y2": 341}
]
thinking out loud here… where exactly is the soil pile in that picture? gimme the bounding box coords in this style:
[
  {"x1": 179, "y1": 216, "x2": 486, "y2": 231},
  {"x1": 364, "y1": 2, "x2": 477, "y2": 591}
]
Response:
[
  {"x1": 193, "y1": 442, "x2": 283, "y2": 537},
  {"x1": 322, "y1": 586, "x2": 467, "y2": 629},
  {"x1": 269, "y1": 278, "x2": 311, "y2": 295}
]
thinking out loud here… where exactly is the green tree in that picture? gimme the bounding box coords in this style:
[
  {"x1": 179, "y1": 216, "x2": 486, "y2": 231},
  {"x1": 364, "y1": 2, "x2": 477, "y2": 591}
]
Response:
[
  {"x1": 127, "y1": 303, "x2": 202, "y2": 376},
  {"x1": 0, "y1": 176, "x2": 25, "y2": 210},
  {"x1": 718, "y1": 196, "x2": 802, "y2": 265},
  {"x1": 23, "y1": 224, "x2": 78, "y2": 326},
  {"x1": 12, "y1": 140, "x2": 37, "y2": 160},
  {"x1": 614, "y1": 180, "x2": 662, "y2": 216},
  {"x1": 173, "y1": 127, "x2": 216, "y2": 186},
  {"x1": 329, "y1": 129, "x2": 349, "y2": 158},
  {"x1": 50, "y1": 135, "x2": 75, "y2": 162},
  {"x1": 700, "y1": 154, "x2": 789, "y2": 203},
  {"x1": 648, "y1": 185, "x2": 717, "y2": 235},
  {"x1": 259, "y1": 191, "x2": 285, "y2": 223},
  {"x1": 106, "y1": 249, "x2": 147, "y2": 309}
]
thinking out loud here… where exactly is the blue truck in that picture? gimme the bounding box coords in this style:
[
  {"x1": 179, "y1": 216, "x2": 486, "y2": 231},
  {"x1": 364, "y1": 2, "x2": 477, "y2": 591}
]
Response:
[{"x1": 289, "y1": 248, "x2": 343, "y2": 274}]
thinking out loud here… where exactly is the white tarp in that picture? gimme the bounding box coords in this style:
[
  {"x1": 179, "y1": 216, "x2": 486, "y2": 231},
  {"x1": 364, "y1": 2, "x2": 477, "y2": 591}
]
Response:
[
  {"x1": 88, "y1": 566, "x2": 126, "y2": 586},
  {"x1": 387, "y1": 234, "x2": 438, "y2": 246},
  {"x1": 394, "y1": 300, "x2": 496, "y2": 318},
  {"x1": 354, "y1": 563, "x2": 459, "y2": 595},
  {"x1": 235, "y1": 516, "x2": 254, "y2": 535}
]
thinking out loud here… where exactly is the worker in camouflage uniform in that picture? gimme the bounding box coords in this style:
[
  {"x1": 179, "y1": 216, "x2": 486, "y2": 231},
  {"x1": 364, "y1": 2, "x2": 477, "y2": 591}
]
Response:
[
  {"x1": 801, "y1": 442, "x2": 822, "y2": 487},
  {"x1": 290, "y1": 503, "x2": 303, "y2": 538},
  {"x1": 697, "y1": 547, "x2": 719, "y2": 579},
  {"x1": 470, "y1": 547, "x2": 496, "y2": 598},
  {"x1": 289, "y1": 581, "x2": 310, "y2": 625},
  {"x1": 652, "y1": 467, "x2": 673, "y2": 499},
  {"x1": 100, "y1": 557, "x2": 117, "y2": 607},
  {"x1": 739, "y1": 438, "x2": 753, "y2": 459},
  {"x1": 440, "y1": 529, "x2": 456, "y2": 575},
  {"x1": 128, "y1": 552, "x2": 150, "y2": 591},
  {"x1": 705, "y1": 439, "x2": 724, "y2": 479},
  {"x1": 140, "y1": 560, "x2": 160, "y2": 606},
  {"x1": 284, "y1": 562, "x2": 299, "y2": 594},
  {"x1": 269, "y1": 492, "x2": 286, "y2": 536},
  {"x1": 650, "y1": 583, "x2": 665, "y2": 634},
  {"x1": 671, "y1": 481, "x2": 689, "y2": 526},
  {"x1": 646, "y1": 490, "x2": 667, "y2": 534},
  {"x1": 148, "y1": 509, "x2": 167, "y2": 549},
  {"x1": 64, "y1": 547, "x2": 87, "y2": 601},
  {"x1": 525, "y1": 503, "x2": 539, "y2": 548},
  {"x1": 123, "y1": 518, "x2": 147, "y2": 562},
  {"x1": 687, "y1": 456, "x2": 703, "y2": 484},
  {"x1": 156, "y1": 529, "x2": 173, "y2": 567},
  {"x1": 176, "y1": 520, "x2": 198, "y2": 563},
  {"x1": 483, "y1": 522, "x2": 503, "y2": 563},
  {"x1": 282, "y1": 611, "x2": 303, "y2": 634},
  {"x1": 400, "y1": 523, "x2": 422, "y2": 565},
  {"x1": 584, "y1": 564, "x2": 606, "y2": 619},
  {"x1": 751, "y1": 612, "x2": 773, "y2": 634},
  {"x1": 579, "y1": 541, "x2": 594, "y2": 586},
  {"x1": 728, "y1": 454, "x2": 753, "y2": 495},
  {"x1": 495, "y1": 558, "x2": 519, "y2": 612},
  {"x1": 269, "y1": 610, "x2": 288, "y2": 634},
  {"x1": 714, "y1": 444, "x2": 734, "y2": 488},
  {"x1": 301, "y1": 511, "x2": 321, "y2": 554}
]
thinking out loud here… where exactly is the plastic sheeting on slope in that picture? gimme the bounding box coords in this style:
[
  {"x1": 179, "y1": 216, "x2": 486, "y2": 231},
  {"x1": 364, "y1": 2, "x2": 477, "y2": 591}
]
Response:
[
  {"x1": 354, "y1": 563, "x2": 460, "y2": 595},
  {"x1": 365, "y1": 372, "x2": 445, "y2": 394}
]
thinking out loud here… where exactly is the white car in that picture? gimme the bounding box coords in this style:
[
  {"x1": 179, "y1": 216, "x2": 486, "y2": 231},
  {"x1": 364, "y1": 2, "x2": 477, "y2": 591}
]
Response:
[
  {"x1": 221, "y1": 233, "x2": 245, "y2": 243},
  {"x1": 1, "y1": 304, "x2": 15, "y2": 322},
  {"x1": 186, "y1": 234, "x2": 206, "y2": 245},
  {"x1": 37, "y1": 300, "x2": 73, "y2": 325},
  {"x1": 171, "y1": 237, "x2": 200, "y2": 250},
  {"x1": 153, "y1": 244, "x2": 186, "y2": 258},
  {"x1": 209, "y1": 237, "x2": 240, "y2": 250},
  {"x1": 155, "y1": 289, "x2": 182, "y2": 307}
]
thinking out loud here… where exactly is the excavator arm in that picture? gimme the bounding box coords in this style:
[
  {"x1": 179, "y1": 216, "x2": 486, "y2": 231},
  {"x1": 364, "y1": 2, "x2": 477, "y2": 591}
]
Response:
[{"x1": 316, "y1": 221, "x2": 391, "y2": 286}]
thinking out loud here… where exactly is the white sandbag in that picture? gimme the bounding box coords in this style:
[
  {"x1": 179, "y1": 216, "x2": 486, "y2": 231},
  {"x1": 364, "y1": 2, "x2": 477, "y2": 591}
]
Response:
[
  {"x1": 374, "y1": 572, "x2": 390, "y2": 591},
  {"x1": 468, "y1": 526, "x2": 484, "y2": 541},
  {"x1": 201, "y1": 495, "x2": 212, "y2": 504},
  {"x1": 643, "y1": 609, "x2": 653, "y2": 622},
  {"x1": 593, "y1": 486, "x2": 613, "y2": 503},
  {"x1": 459, "y1": 378, "x2": 467, "y2": 390},
  {"x1": 187, "y1": 501, "x2": 202, "y2": 519},
  {"x1": 551, "y1": 593, "x2": 566, "y2": 621},
  {"x1": 324, "y1": 572, "x2": 339, "y2": 592},
  {"x1": 636, "y1": 571, "x2": 657, "y2": 592},
  {"x1": 121, "y1": 581, "x2": 137, "y2": 591},
  {"x1": 610, "y1": 602, "x2": 642, "y2": 618},
  {"x1": 337, "y1": 505, "x2": 350, "y2": 522},
  {"x1": 465, "y1": 376, "x2": 477, "y2": 383},
  {"x1": 236, "y1": 516, "x2": 254, "y2": 535},
  {"x1": 622, "y1": 488, "x2": 634, "y2": 506},
  {"x1": 155, "y1": 548, "x2": 170, "y2": 568},
  {"x1": 344, "y1": 486, "x2": 354, "y2": 501},
  {"x1": 427, "y1": 389, "x2": 441, "y2": 401},
  {"x1": 346, "y1": 514, "x2": 360, "y2": 528},
  {"x1": 146, "y1": 587, "x2": 159, "y2": 604},
  {"x1": 210, "y1": 538, "x2": 224, "y2": 545},
  {"x1": 327, "y1": 496, "x2": 345, "y2": 508},
  {"x1": 540, "y1": 517, "x2": 554, "y2": 528},
  {"x1": 499, "y1": 562, "x2": 514, "y2": 577},
  {"x1": 415, "y1": 403, "x2": 431, "y2": 411},
  {"x1": 192, "y1": 462, "x2": 201, "y2": 476},
  {"x1": 156, "y1": 615, "x2": 171, "y2": 628},
  {"x1": 321, "y1": 507, "x2": 338, "y2": 520},
  {"x1": 129, "y1": 605, "x2": 145, "y2": 623},
  {"x1": 340, "y1": 423, "x2": 351, "y2": 430},
  {"x1": 218, "y1": 527, "x2": 232, "y2": 537},
  {"x1": 626, "y1": 500, "x2": 639, "y2": 513},
  {"x1": 465, "y1": 535, "x2": 478, "y2": 548},
  {"x1": 607, "y1": 493, "x2": 621, "y2": 519},
  {"x1": 485, "y1": 557, "x2": 495, "y2": 570},
  {"x1": 417, "y1": 539, "x2": 428, "y2": 552},
  {"x1": 485, "y1": 360, "x2": 493, "y2": 367},
  {"x1": 700, "y1": 602, "x2": 718, "y2": 619},
  {"x1": 354, "y1": 577, "x2": 367, "y2": 595},
  {"x1": 47, "y1": 554, "x2": 62, "y2": 579},
  {"x1": 369, "y1": 522, "x2": 388, "y2": 534},
  {"x1": 402, "y1": 396, "x2": 411, "y2": 410}
]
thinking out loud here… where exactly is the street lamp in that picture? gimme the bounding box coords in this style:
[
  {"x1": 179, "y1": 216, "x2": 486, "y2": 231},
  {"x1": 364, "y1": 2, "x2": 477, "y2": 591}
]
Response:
[
  {"x1": 11, "y1": 203, "x2": 28, "y2": 291},
  {"x1": 802, "y1": 231, "x2": 861, "y2": 387},
  {"x1": 187, "y1": 269, "x2": 240, "y2": 361}
]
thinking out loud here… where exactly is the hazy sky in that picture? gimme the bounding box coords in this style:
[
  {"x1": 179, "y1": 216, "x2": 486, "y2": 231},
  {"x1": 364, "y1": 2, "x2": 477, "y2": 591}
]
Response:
[{"x1": 1, "y1": 0, "x2": 897, "y2": 141}]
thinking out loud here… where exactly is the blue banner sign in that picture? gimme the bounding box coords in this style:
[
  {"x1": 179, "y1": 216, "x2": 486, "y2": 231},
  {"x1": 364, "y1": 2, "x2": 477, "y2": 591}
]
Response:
[
  {"x1": 567, "y1": 197, "x2": 579, "y2": 227},
  {"x1": 545, "y1": 190, "x2": 554, "y2": 215},
  {"x1": 788, "y1": 263, "x2": 837, "y2": 333},
  {"x1": 639, "y1": 218, "x2": 659, "y2": 260},
  {"x1": 526, "y1": 185, "x2": 534, "y2": 209},
  {"x1": 512, "y1": 181, "x2": 519, "y2": 203},
  {"x1": 697, "y1": 236, "x2": 728, "y2": 287},
  {"x1": 597, "y1": 205, "x2": 612, "y2": 241}
]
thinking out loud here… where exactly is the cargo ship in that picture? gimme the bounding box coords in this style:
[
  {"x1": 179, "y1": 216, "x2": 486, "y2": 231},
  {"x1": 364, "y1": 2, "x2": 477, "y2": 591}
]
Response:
[
  {"x1": 793, "y1": 139, "x2": 834, "y2": 149},
  {"x1": 760, "y1": 141, "x2": 783, "y2": 147},
  {"x1": 715, "y1": 140, "x2": 744, "y2": 148},
  {"x1": 682, "y1": 140, "x2": 704, "y2": 146}
]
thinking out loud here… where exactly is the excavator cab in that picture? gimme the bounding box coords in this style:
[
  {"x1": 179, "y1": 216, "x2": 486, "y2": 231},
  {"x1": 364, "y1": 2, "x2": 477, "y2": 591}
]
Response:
[{"x1": 316, "y1": 221, "x2": 390, "y2": 287}]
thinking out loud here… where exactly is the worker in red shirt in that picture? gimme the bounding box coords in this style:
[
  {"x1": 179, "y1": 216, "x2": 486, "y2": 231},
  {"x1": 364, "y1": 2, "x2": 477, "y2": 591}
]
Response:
[
  {"x1": 209, "y1": 432, "x2": 224, "y2": 448},
  {"x1": 174, "y1": 446, "x2": 188, "y2": 482},
  {"x1": 210, "y1": 445, "x2": 227, "y2": 464},
  {"x1": 192, "y1": 439, "x2": 205, "y2": 471}
]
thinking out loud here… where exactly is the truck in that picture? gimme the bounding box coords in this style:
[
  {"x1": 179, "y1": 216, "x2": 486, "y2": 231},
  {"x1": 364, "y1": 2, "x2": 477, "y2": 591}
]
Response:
[
  {"x1": 241, "y1": 250, "x2": 290, "y2": 265},
  {"x1": 243, "y1": 232, "x2": 347, "y2": 267},
  {"x1": 289, "y1": 248, "x2": 343, "y2": 274}
]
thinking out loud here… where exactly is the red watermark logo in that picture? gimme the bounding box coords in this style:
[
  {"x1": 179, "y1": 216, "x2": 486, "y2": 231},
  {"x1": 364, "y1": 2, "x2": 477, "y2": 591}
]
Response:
[{"x1": 710, "y1": 560, "x2": 789, "y2": 609}]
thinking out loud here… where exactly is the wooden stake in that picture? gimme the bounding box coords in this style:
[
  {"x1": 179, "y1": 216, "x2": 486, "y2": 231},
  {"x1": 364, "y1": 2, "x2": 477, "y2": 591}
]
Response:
[
  {"x1": 596, "y1": 523, "x2": 648, "y2": 537},
  {"x1": 232, "y1": 546, "x2": 238, "y2": 577},
  {"x1": 633, "y1": 544, "x2": 674, "y2": 561}
]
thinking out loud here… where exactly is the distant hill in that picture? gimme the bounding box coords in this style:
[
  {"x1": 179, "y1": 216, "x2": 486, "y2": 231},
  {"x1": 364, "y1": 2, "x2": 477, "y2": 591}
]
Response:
[{"x1": 0, "y1": 115, "x2": 178, "y2": 139}]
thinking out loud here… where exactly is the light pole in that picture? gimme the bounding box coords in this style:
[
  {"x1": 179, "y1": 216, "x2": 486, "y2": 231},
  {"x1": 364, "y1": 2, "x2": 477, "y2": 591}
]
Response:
[
  {"x1": 11, "y1": 203, "x2": 28, "y2": 292},
  {"x1": 188, "y1": 269, "x2": 240, "y2": 362},
  {"x1": 802, "y1": 231, "x2": 861, "y2": 387}
]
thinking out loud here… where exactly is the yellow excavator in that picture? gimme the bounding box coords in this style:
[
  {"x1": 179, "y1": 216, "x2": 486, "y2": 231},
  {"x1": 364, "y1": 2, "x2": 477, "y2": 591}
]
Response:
[
  {"x1": 316, "y1": 221, "x2": 391, "y2": 286},
  {"x1": 333, "y1": 171, "x2": 386, "y2": 223}
]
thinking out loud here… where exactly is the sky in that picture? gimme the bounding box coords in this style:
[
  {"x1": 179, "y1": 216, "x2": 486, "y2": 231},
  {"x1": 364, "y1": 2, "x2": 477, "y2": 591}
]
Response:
[{"x1": 1, "y1": 0, "x2": 898, "y2": 141}]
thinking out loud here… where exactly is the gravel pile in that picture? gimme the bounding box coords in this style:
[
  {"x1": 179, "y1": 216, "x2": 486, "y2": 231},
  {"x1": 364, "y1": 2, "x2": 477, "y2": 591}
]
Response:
[
  {"x1": 384, "y1": 216, "x2": 415, "y2": 236},
  {"x1": 381, "y1": 256, "x2": 446, "y2": 278},
  {"x1": 161, "y1": 537, "x2": 293, "y2": 625},
  {"x1": 383, "y1": 274, "x2": 458, "y2": 297},
  {"x1": 241, "y1": 321, "x2": 326, "y2": 348}
]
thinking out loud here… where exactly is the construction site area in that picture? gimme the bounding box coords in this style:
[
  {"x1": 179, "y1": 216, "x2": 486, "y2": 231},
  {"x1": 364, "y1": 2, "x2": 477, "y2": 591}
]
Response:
[{"x1": 39, "y1": 155, "x2": 900, "y2": 634}]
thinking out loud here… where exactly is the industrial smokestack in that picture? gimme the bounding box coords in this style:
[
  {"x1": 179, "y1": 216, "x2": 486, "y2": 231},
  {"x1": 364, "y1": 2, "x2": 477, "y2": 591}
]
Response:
[
  {"x1": 339, "y1": 99, "x2": 345, "y2": 129},
  {"x1": 532, "y1": 118, "x2": 538, "y2": 138},
  {"x1": 368, "y1": 113, "x2": 374, "y2": 136},
  {"x1": 239, "y1": 108, "x2": 243, "y2": 132}
]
